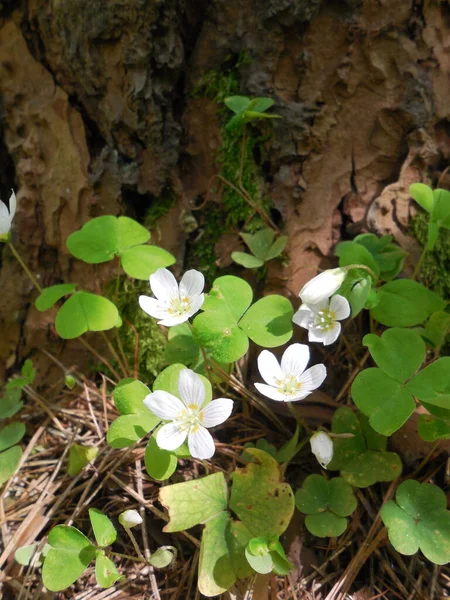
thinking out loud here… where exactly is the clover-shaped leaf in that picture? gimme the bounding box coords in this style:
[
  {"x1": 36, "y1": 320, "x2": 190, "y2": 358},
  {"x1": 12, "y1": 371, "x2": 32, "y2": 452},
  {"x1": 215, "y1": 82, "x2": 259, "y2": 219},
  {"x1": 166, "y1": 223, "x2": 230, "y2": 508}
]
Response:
[
  {"x1": 193, "y1": 276, "x2": 293, "y2": 363},
  {"x1": 328, "y1": 407, "x2": 402, "y2": 487},
  {"x1": 353, "y1": 233, "x2": 407, "y2": 281},
  {"x1": 295, "y1": 475, "x2": 356, "y2": 537},
  {"x1": 0, "y1": 388, "x2": 23, "y2": 419},
  {"x1": 232, "y1": 228, "x2": 288, "y2": 269},
  {"x1": 55, "y1": 292, "x2": 121, "y2": 339},
  {"x1": 410, "y1": 184, "x2": 450, "y2": 249},
  {"x1": 66, "y1": 215, "x2": 175, "y2": 279},
  {"x1": 89, "y1": 508, "x2": 117, "y2": 548},
  {"x1": 405, "y1": 357, "x2": 450, "y2": 410},
  {"x1": 0, "y1": 422, "x2": 25, "y2": 486},
  {"x1": 224, "y1": 96, "x2": 280, "y2": 130},
  {"x1": 418, "y1": 414, "x2": 450, "y2": 442},
  {"x1": 416, "y1": 311, "x2": 450, "y2": 350},
  {"x1": 107, "y1": 379, "x2": 160, "y2": 448},
  {"x1": 382, "y1": 480, "x2": 450, "y2": 564},
  {"x1": 95, "y1": 553, "x2": 122, "y2": 588},
  {"x1": 144, "y1": 435, "x2": 178, "y2": 481},
  {"x1": 35, "y1": 283, "x2": 78, "y2": 312},
  {"x1": 67, "y1": 444, "x2": 98, "y2": 476}
]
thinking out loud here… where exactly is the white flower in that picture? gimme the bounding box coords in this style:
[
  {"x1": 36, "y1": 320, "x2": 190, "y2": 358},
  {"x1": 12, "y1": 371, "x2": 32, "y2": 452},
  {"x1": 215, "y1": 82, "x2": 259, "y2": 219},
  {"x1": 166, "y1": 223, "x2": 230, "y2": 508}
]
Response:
[
  {"x1": 139, "y1": 268, "x2": 205, "y2": 327},
  {"x1": 310, "y1": 431, "x2": 334, "y2": 469},
  {"x1": 299, "y1": 268, "x2": 346, "y2": 305},
  {"x1": 144, "y1": 369, "x2": 233, "y2": 460},
  {"x1": 0, "y1": 190, "x2": 17, "y2": 237},
  {"x1": 119, "y1": 509, "x2": 143, "y2": 529},
  {"x1": 293, "y1": 294, "x2": 350, "y2": 346},
  {"x1": 254, "y1": 343, "x2": 326, "y2": 402}
]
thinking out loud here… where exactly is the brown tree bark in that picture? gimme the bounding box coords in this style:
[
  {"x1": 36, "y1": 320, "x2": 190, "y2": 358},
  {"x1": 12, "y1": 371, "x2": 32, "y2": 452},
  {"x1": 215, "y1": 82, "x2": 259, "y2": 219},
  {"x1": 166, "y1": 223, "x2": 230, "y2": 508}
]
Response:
[{"x1": 0, "y1": 0, "x2": 449, "y2": 382}]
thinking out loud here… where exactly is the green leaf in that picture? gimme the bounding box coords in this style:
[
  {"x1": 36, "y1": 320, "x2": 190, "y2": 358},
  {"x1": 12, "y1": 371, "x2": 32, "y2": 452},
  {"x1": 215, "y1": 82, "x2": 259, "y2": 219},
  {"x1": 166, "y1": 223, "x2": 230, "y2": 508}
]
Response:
[
  {"x1": 276, "y1": 425, "x2": 300, "y2": 464},
  {"x1": 248, "y1": 98, "x2": 275, "y2": 113},
  {"x1": 89, "y1": 508, "x2": 117, "y2": 547},
  {"x1": 114, "y1": 379, "x2": 151, "y2": 415},
  {"x1": 363, "y1": 328, "x2": 426, "y2": 383},
  {"x1": 417, "y1": 311, "x2": 450, "y2": 349},
  {"x1": 0, "y1": 445, "x2": 22, "y2": 486},
  {"x1": 231, "y1": 252, "x2": 265, "y2": 269},
  {"x1": 145, "y1": 436, "x2": 178, "y2": 480},
  {"x1": 229, "y1": 449, "x2": 295, "y2": 538},
  {"x1": 241, "y1": 229, "x2": 275, "y2": 260},
  {"x1": 148, "y1": 546, "x2": 176, "y2": 568},
  {"x1": 0, "y1": 422, "x2": 25, "y2": 452},
  {"x1": 245, "y1": 545, "x2": 273, "y2": 574},
  {"x1": 68, "y1": 445, "x2": 98, "y2": 476},
  {"x1": 193, "y1": 311, "x2": 249, "y2": 363},
  {"x1": 348, "y1": 277, "x2": 371, "y2": 317},
  {"x1": 335, "y1": 241, "x2": 380, "y2": 276},
  {"x1": 382, "y1": 480, "x2": 450, "y2": 564},
  {"x1": 418, "y1": 414, "x2": 450, "y2": 442},
  {"x1": 224, "y1": 96, "x2": 251, "y2": 114},
  {"x1": 198, "y1": 511, "x2": 236, "y2": 596},
  {"x1": 341, "y1": 451, "x2": 402, "y2": 488},
  {"x1": 67, "y1": 216, "x2": 150, "y2": 264},
  {"x1": 410, "y1": 183, "x2": 434, "y2": 213},
  {"x1": 406, "y1": 357, "x2": 450, "y2": 409},
  {"x1": 203, "y1": 275, "x2": 253, "y2": 321},
  {"x1": 95, "y1": 553, "x2": 122, "y2": 588},
  {"x1": 55, "y1": 292, "x2": 121, "y2": 339},
  {"x1": 42, "y1": 525, "x2": 96, "y2": 591},
  {"x1": 0, "y1": 388, "x2": 23, "y2": 419},
  {"x1": 165, "y1": 324, "x2": 200, "y2": 366},
  {"x1": 153, "y1": 363, "x2": 212, "y2": 403},
  {"x1": 21, "y1": 359, "x2": 36, "y2": 384},
  {"x1": 119, "y1": 245, "x2": 175, "y2": 280},
  {"x1": 371, "y1": 280, "x2": 445, "y2": 327},
  {"x1": 226, "y1": 520, "x2": 254, "y2": 580},
  {"x1": 160, "y1": 472, "x2": 228, "y2": 532},
  {"x1": 15, "y1": 543, "x2": 50, "y2": 567},
  {"x1": 354, "y1": 233, "x2": 407, "y2": 281},
  {"x1": 266, "y1": 235, "x2": 288, "y2": 260},
  {"x1": 433, "y1": 188, "x2": 450, "y2": 227},
  {"x1": 239, "y1": 295, "x2": 293, "y2": 348},
  {"x1": 352, "y1": 368, "x2": 415, "y2": 435},
  {"x1": 35, "y1": 284, "x2": 77, "y2": 311},
  {"x1": 106, "y1": 413, "x2": 159, "y2": 448}
]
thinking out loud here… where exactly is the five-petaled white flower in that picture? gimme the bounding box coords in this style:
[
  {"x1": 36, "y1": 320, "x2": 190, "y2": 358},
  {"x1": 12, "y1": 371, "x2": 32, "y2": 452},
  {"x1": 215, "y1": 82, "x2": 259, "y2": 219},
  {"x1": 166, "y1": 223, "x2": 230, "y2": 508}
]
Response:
[
  {"x1": 0, "y1": 190, "x2": 16, "y2": 237},
  {"x1": 299, "y1": 267, "x2": 346, "y2": 305},
  {"x1": 293, "y1": 294, "x2": 350, "y2": 346},
  {"x1": 144, "y1": 369, "x2": 233, "y2": 460},
  {"x1": 119, "y1": 509, "x2": 143, "y2": 529},
  {"x1": 254, "y1": 343, "x2": 326, "y2": 402},
  {"x1": 139, "y1": 268, "x2": 205, "y2": 327},
  {"x1": 310, "y1": 431, "x2": 334, "y2": 469}
]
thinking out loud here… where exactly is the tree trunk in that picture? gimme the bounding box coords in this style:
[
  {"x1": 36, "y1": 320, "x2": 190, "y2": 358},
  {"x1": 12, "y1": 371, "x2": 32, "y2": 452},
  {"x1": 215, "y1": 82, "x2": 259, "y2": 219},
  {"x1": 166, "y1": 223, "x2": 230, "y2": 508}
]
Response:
[{"x1": 0, "y1": 0, "x2": 448, "y2": 382}]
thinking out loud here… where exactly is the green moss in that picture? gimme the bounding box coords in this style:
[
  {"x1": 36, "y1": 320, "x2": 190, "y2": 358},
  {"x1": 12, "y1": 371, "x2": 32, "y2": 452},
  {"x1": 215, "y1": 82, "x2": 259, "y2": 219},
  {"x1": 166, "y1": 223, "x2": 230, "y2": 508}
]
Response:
[
  {"x1": 145, "y1": 186, "x2": 176, "y2": 230},
  {"x1": 410, "y1": 212, "x2": 450, "y2": 298},
  {"x1": 108, "y1": 277, "x2": 168, "y2": 385}
]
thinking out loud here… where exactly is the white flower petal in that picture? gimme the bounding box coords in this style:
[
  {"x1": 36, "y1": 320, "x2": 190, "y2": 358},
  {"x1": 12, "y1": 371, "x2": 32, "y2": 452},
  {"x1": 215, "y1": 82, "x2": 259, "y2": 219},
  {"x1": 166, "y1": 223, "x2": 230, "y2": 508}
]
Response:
[
  {"x1": 299, "y1": 268, "x2": 346, "y2": 305},
  {"x1": 9, "y1": 190, "x2": 16, "y2": 221},
  {"x1": 150, "y1": 268, "x2": 179, "y2": 301},
  {"x1": 156, "y1": 423, "x2": 187, "y2": 451},
  {"x1": 310, "y1": 431, "x2": 334, "y2": 468},
  {"x1": 298, "y1": 363, "x2": 327, "y2": 391},
  {"x1": 188, "y1": 426, "x2": 215, "y2": 459},
  {"x1": 254, "y1": 382, "x2": 291, "y2": 402},
  {"x1": 322, "y1": 322, "x2": 341, "y2": 346},
  {"x1": 179, "y1": 269, "x2": 205, "y2": 299},
  {"x1": 139, "y1": 295, "x2": 167, "y2": 319},
  {"x1": 119, "y1": 509, "x2": 143, "y2": 528},
  {"x1": 143, "y1": 390, "x2": 185, "y2": 420},
  {"x1": 330, "y1": 294, "x2": 350, "y2": 320},
  {"x1": 0, "y1": 216, "x2": 11, "y2": 236},
  {"x1": 292, "y1": 305, "x2": 312, "y2": 329},
  {"x1": 186, "y1": 293, "x2": 205, "y2": 318},
  {"x1": 307, "y1": 327, "x2": 328, "y2": 344},
  {"x1": 178, "y1": 369, "x2": 205, "y2": 408},
  {"x1": 0, "y1": 200, "x2": 8, "y2": 219},
  {"x1": 281, "y1": 343, "x2": 310, "y2": 377},
  {"x1": 257, "y1": 350, "x2": 283, "y2": 386},
  {"x1": 157, "y1": 314, "x2": 190, "y2": 327},
  {"x1": 201, "y1": 398, "x2": 233, "y2": 427}
]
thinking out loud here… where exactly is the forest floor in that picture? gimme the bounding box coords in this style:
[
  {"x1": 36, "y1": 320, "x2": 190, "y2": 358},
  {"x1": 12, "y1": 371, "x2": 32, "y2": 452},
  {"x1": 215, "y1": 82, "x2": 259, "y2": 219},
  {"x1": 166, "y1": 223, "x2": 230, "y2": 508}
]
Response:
[{"x1": 1, "y1": 307, "x2": 450, "y2": 600}]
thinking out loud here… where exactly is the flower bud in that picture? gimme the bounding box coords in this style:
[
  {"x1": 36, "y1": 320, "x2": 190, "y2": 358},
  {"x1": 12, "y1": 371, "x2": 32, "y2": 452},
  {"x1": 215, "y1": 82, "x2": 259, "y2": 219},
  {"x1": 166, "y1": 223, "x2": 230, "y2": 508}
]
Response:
[
  {"x1": 299, "y1": 268, "x2": 346, "y2": 305},
  {"x1": 310, "y1": 431, "x2": 333, "y2": 469},
  {"x1": 119, "y1": 509, "x2": 142, "y2": 529}
]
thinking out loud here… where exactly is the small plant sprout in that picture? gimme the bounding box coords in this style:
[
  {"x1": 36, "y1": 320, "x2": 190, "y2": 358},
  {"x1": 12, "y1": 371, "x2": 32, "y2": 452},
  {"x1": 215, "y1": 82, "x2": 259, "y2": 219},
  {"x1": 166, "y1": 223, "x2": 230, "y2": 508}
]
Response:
[
  {"x1": 310, "y1": 431, "x2": 334, "y2": 469},
  {"x1": 299, "y1": 267, "x2": 347, "y2": 305},
  {"x1": 0, "y1": 189, "x2": 16, "y2": 238},
  {"x1": 144, "y1": 368, "x2": 233, "y2": 459},
  {"x1": 255, "y1": 344, "x2": 326, "y2": 402},
  {"x1": 119, "y1": 509, "x2": 143, "y2": 529},
  {"x1": 293, "y1": 294, "x2": 350, "y2": 345},
  {"x1": 139, "y1": 267, "x2": 205, "y2": 326}
]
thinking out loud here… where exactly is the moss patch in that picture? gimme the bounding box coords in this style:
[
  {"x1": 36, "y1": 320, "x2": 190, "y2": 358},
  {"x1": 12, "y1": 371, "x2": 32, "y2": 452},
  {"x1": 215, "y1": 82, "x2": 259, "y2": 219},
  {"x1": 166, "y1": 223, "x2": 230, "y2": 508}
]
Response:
[{"x1": 145, "y1": 186, "x2": 176, "y2": 230}]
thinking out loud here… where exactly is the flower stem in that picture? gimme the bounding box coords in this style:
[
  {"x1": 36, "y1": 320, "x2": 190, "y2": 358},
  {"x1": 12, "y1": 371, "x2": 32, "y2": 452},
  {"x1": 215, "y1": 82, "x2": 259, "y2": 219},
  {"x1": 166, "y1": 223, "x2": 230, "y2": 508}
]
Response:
[
  {"x1": 412, "y1": 247, "x2": 427, "y2": 281},
  {"x1": 8, "y1": 242, "x2": 43, "y2": 293},
  {"x1": 124, "y1": 527, "x2": 145, "y2": 561},
  {"x1": 343, "y1": 263, "x2": 378, "y2": 282}
]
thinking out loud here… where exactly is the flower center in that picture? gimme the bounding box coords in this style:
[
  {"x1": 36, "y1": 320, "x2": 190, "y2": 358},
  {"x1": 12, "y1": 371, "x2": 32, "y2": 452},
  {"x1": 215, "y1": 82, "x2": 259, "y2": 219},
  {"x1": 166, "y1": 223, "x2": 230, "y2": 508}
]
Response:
[
  {"x1": 275, "y1": 374, "x2": 302, "y2": 395},
  {"x1": 313, "y1": 309, "x2": 336, "y2": 331},
  {"x1": 167, "y1": 295, "x2": 192, "y2": 316},
  {"x1": 176, "y1": 407, "x2": 204, "y2": 433}
]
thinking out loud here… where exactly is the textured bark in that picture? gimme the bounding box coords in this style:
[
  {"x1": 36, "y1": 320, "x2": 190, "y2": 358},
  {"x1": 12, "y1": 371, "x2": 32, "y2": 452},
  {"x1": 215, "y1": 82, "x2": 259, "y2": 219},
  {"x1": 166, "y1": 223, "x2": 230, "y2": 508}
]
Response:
[{"x1": 1, "y1": 0, "x2": 450, "y2": 381}]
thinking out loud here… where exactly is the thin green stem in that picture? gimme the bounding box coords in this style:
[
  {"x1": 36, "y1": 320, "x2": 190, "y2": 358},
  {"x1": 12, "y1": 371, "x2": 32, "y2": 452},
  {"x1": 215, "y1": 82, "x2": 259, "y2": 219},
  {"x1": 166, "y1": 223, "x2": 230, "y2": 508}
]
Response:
[
  {"x1": 238, "y1": 124, "x2": 247, "y2": 190},
  {"x1": 109, "y1": 550, "x2": 146, "y2": 563},
  {"x1": 100, "y1": 331, "x2": 128, "y2": 378},
  {"x1": 343, "y1": 263, "x2": 378, "y2": 282},
  {"x1": 187, "y1": 321, "x2": 214, "y2": 387},
  {"x1": 125, "y1": 527, "x2": 145, "y2": 561},
  {"x1": 79, "y1": 337, "x2": 121, "y2": 381},
  {"x1": 412, "y1": 246, "x2": 427, "y2": 281},
  {"x1": 8, "y1": 242, "x2": 43, "y2": 293}
]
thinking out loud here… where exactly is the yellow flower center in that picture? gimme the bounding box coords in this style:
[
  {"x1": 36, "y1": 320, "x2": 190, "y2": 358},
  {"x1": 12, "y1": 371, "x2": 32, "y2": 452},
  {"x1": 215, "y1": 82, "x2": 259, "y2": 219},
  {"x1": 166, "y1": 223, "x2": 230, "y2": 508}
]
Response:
[{"x1": 275, "y1": 375, "x2": 302, "y2": 395}]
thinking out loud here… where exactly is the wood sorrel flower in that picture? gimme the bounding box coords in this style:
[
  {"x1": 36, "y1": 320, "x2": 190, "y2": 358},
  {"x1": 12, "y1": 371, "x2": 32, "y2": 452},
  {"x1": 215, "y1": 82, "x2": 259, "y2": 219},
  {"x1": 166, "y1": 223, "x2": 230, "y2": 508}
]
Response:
[
  {"x1": 0, "y1": 190, "x2": 16, "y2": 238},
  {"x1": 299, "y1": 267, "x2": 346, "y2": 305},
  {"x1": 310, "y1": 431, "x2": 333, "y2": 469},
  {"x1": 139, "y1": 267, "x2": 205, "y2": 326},
  {"x1": 293, "y1": 294, "x2": 350, "y2": 346},
  {"x1": 119, "y1": 509, "x2": 143, "y2": 528},
  {"x1": 143, "y1": 369, "x2": 233, "y2": 460},
  {"x1": 254, "y1": 343, "x2": 326, "y2": 402}
]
